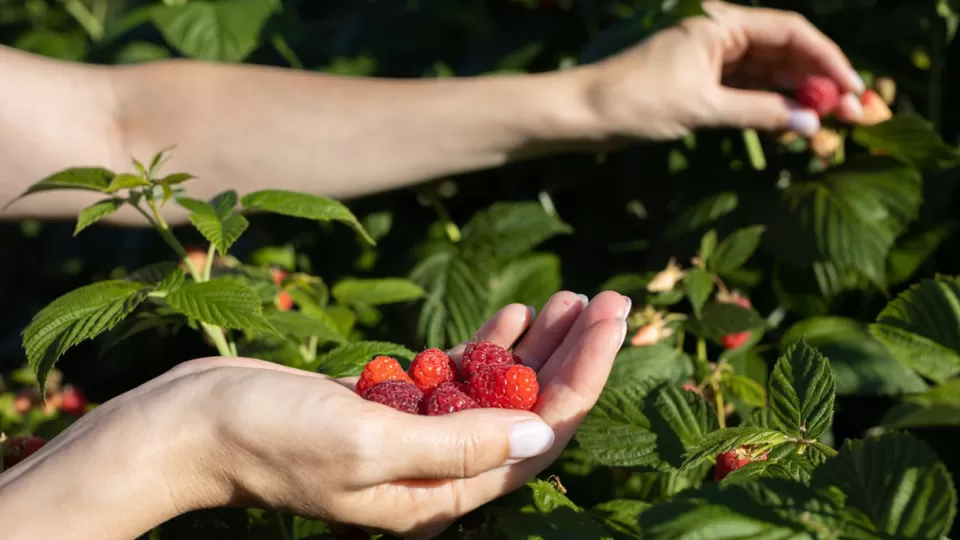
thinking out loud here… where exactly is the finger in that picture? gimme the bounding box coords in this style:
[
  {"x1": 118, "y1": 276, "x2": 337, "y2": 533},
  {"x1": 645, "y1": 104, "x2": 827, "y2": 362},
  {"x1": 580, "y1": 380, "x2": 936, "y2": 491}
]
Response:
[
  {"x1": 373, "y1": 408, "x2": 555, "y2": 482},
  {"x1": 513, "y1": 291, "x2": 588, "y2": 372},
  {"x1": 834, "y1": 93, "x2": 864, "y2": 124},
  {"x1": 709, "y1": 87, "x2": 821, "y2": 137},
  {"x1": 704, "y1": 1, "x2": 864, "y2": 94},
  {"x1": 536, "y1": 291, "x2": 628, "y2": 386},
  {"x1": 447, "y1": 303, "x2": 535, "y2": 366}
]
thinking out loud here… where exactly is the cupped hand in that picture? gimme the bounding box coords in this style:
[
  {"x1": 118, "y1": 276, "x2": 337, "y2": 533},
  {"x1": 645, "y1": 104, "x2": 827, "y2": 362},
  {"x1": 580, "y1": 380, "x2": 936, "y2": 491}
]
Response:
[
  {"x1": 144, "y1": 290, "x2": 629, "y2": 538},
  {"x1": 582, "y1": 0, "x2": 865, "y2": 139}
]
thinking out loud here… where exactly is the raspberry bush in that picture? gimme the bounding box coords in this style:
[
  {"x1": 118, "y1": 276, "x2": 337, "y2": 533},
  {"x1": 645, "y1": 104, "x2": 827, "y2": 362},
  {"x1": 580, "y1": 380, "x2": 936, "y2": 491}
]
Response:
[{"x1": 2, "y1": 0, "x2": 960, "y2": 538}]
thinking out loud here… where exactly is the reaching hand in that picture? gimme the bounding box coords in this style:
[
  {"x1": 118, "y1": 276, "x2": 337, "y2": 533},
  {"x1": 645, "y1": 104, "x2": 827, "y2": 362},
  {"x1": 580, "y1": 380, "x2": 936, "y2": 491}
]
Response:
[{"x1": 581, "y1": 0, "x2": 864, "y2": 140}]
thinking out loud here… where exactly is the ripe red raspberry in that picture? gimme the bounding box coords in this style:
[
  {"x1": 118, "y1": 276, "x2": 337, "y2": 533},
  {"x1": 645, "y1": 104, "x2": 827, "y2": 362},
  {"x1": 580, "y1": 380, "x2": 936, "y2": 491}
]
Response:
[
  {"x1": 356, "y1": 356, "x2": 413, "y2": 395},
  {"x1": 61, "y1": 385, "x2": 88, "y2": 416},
  {"x1": 2, "y1": 435, "x2": 46, "y2": 469},
  {"x1": 422, "y1": 382, "x2": 480, "y2": 415},
  {"x1": 361, "y1": 381, "x2": 423, "y2": 414},
  {"x1": 466, "y1": 364, "x2": 539, "y2": 410},
  {"x1": 409, "y1": 348, "x2": 458, "y2": 395},
  {"x1": 462, "y1": 340, "x2": 518, "y2": 379},
  {"x1": 795, "y1": 75, "x2": 840, "y2": 117},
  {"x1": 718, "y1": 293, "x2": 753, "y2": 350},
  {"x1": 715, "y1": 446, "x2": 769, "y2": 481},
  {"x1": 271, "y1": 268, "x2": 294, "y2": 311}
]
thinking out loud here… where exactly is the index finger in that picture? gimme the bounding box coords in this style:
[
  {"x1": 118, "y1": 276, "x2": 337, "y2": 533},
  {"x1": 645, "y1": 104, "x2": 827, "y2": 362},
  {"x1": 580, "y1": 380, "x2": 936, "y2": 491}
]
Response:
[{"x1": 703, "y1": 0, "x2": 864, "y2": 95}]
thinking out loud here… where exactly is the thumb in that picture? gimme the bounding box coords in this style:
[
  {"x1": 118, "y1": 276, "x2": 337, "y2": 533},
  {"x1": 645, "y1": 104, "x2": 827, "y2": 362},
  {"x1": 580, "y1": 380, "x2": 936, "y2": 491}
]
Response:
[
  {"x1": 376, "y1": 408, "x2": 555, "y2": 481},
  {"x1": 708, "y1": 88, "x2": 821, "y2": 137}
]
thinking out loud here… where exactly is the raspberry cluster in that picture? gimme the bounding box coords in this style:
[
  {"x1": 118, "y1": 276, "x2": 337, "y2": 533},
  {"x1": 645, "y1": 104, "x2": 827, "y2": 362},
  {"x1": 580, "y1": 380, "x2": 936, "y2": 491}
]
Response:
[{"x1": 355, "y1": 341, "x2": 540, "y2": 416}]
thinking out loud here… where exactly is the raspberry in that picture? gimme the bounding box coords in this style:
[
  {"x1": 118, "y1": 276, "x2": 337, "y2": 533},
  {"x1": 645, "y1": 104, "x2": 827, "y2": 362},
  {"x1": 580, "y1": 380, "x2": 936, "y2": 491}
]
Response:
[
  {"x1": 361, "y1": 381, "x2": 423, "y2": 414},
  {"x1": 271, "y1": 269, "x2": 294, "y2": 311},
  {"x1": 462, "y1": 340, "x2": 518, "y2": 379},
  {"x1": 2, "y1": 435, "x2": 46, "y2": 469},
  {"x1": 715, "y1": 446, "x2": 769, "y2": 481},
  {"x1": 409, "y1": 348, "x2": 458, "y2": 395},
  {"x1": 795, "y1": 75, "x2": 840, "y2": 117},
  {"x1": 466, "y1": 364, "x2": 539, "y2": 410},
  {"x1": 422, "y1": 382, "x2": 480, "y2": 415},
  {"x1": 356, "y1": 356, "x2": 413, "y2": 395},
  {"x1": 61, "y1": 385, "x2": 88, "y2": 416},
  {"x1": 721, "y1": 332, "x2": 751, "y2": 350}
]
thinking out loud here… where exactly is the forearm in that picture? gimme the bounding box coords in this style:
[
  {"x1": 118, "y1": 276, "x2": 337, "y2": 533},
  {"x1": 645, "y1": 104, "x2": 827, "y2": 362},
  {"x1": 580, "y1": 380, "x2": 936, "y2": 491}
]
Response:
[{"x1": 0, "y1": 48, "x2": 606, "y2": 224}]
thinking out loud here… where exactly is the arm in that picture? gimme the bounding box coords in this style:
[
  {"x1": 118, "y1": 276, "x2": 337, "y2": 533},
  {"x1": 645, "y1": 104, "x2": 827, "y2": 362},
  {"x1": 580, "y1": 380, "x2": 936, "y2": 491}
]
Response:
[{"x1": 0, "y1": 45, "x2": 604, "y2": 224}]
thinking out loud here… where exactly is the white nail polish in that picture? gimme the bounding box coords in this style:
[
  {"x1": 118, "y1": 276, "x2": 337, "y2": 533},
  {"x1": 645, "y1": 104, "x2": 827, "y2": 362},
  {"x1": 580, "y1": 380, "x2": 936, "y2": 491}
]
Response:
[
  {"x1": 619, "y1": 318, "x2": 628, "y2": 346},
  {"x1": 509, "y1": 421, "x2": 555, "y2": 459},
  {"x1": 850, "y1": 69, "x2": 866, "y2": 94},
  {"x1": 841, "y1": 93, "x2": 863, "y2": 119},
  {"x1": 577, "y1": 294, "x2": 589, "y2": 306},
  {"x1": 787, "y1": 110, "x2": 820, "y2": 137},
  {"x1": 622, "y1": 296, "x2": 632, "y2": 318}
]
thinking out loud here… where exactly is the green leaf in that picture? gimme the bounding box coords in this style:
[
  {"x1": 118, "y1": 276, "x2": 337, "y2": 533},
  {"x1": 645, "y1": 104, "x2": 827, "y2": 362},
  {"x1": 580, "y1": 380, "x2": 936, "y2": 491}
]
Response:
[
  {"x1": 331, "y1": 278, "x2": 425, "y2": 307},
  {"x1": 665, "y1": 192, "x2": 739, "y2": 237},
  {"x1": 75, "y1": 198, "x2": 125, "y2": 236},
  {"x1": 309, "y1": 341, "x2": 415, "y2": 378},
  {"x1": 852, "y1": 114, "x2": 959, "y2": 169},
  {"x1": 681, "y1": 427, "x2": 791, "y2": 471},
  {"x1": 869, "y1": 275, "x2": 960, "y2": 383},
  {"x1": 609, "y1": 343, "x2": 694, "y2": 385},
  {"x1": 105, "y1": 173, "x2": 150, "y2": 193},
  {"x1": 781, "y1": 316, "x2": 929, "y2": 396},
  {"x1": 882, "y1": 378, "x2": 960, "y2": 428},
  {"x1": 4, "y1": 167, "x2": 113, "y2": 209},
  {"x1": 176, "y1": 192, "x2": 249, "y2": 256},
  {"x1": 647, "y1": 384, "x2": 716, "y2": 468},
  {"x1": 411, "y1": 243, "x2": 491, "y2": 349},
  {"x1": 723, "y1": 452, "x2": 821, "y2": 484},
  {"x1": 575, "y1": 380, "x2": 659, "y2": 468},
  {"x1": 240, "y1": 189, "x2": 374, "y2": 245},
  {"x1": 22, "y1": 281, "x2": 149, "y2": 392},
  {"x1": 165, "y1": 279, "x2": 276, "y2": 334},
  {"x1": 151, "y1": 0, "x2": 279, "y2": 63},
  {"x1": 700, "y1": 229, "x2": 718, "y2": 264},
  {"x1": 265, "y1": 311, "x2": 346, "y2": 345},
  {"x1": 486, "y1": 253, "x2": 562, "y2": 313},
  {"x1": 291, "y1": 516, "x2": 329, "y2": 539},
  {"x1": 127, "y1": 262, "x2": 181, "y2": 284},
  {"x1": 772, "y1": 158, "x2": 923, "y2": 288},
  {"x1": 99, "y1": 312, "x2": 186, "y2": 358},
  {"x1": 811, "y1": 432, "x2": 957, "y2": 538},
  {"x1": 600, "y1": 274, "x2": 651, "y2": 295},
  {"x1": 460, "y1": 202, "x2": 572, "y2": 258},
  {"x1": 488, "y1": 480, "x2": 612, "y2": 540},
  {"x1": 592, "y1": 499, "x2": 649, "y2": 537},
  {"x1": 887, "y1": 224, "x2": 954, "y2": 287},
  {"x1": 724, "y1": 373, "x2": 767, "y2": 408},
  {"x1": 690, "y1": 301, "x2": 765, "y2": 341},
  {"x1": 683, "y1": 270, "x2": 713, "y2": 318},
  {"x1": 712, "y1": 225, "x2": 766, "y2": 274},
  {"x1": 160, "y1": 172, "x2": 194, "y2": 185},
  {"x1": 768, "y1": 341, "x2": 836, "y2": 440}
]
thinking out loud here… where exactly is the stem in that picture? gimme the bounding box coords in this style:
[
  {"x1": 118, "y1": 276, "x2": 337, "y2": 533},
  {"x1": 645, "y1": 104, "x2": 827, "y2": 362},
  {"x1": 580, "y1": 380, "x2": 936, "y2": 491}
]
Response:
[
  {"x1": 203, "y1": 244, "x2": 216, "y2": 281},
  {"x1": 711, "y1": 379, "x2": 727, "y2": 429},
  {"x1": 271, "y1": 34, "x2": 304, "y2": 70},
  {"x1": 62, "y1": 0, "x2": 104, "y2": 40},
  {"x1": 424, "y1": 185, "x2": 461, "y2": 242}
]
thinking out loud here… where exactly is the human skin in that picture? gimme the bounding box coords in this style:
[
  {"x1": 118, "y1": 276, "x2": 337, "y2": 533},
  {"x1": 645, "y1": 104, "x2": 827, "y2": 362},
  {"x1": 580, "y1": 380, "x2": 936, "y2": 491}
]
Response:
[
  {"x1": 0, "y1": 291, "x2": 630, "y2": 539},
  {"x1": 0, "y1": 1, "x2": 863, "y2": 224}
]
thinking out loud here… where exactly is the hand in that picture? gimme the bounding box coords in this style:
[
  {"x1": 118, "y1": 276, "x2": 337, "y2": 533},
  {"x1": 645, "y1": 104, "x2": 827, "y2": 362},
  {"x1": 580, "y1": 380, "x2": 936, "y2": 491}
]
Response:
[
  {"x1": 0, "y1": 291, "x2": 629, "y2": 540},
  {"x1": 579, "y1": 0, "x2": 865, "y2": 140}
]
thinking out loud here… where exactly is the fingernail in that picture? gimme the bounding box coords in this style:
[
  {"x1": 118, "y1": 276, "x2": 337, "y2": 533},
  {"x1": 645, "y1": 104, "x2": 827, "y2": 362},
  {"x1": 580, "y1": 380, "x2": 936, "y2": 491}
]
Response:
[
  {"x1": 527, "y1": 305, "x2": 537, "y2": 321},
  {"x1": 619, "y1": 318, "x2": 628, "y2": 345},
  {"x1": 841, "y1": 93, "x2": 863, "y2": 119},
  {"x1": 850, "y1": 69, "x2": 866, "y2": 94},
  {"x1": 622, "y1": 296, "x2": 632, "y2": 319},
  {"x1": 787, "y1": 110, "x2": 820, "y2": 137},
  {"x1": 509, "y1": 421, "x2": 555, "y2": 459},
  {"x1": 577, "y1": 294, "x2": 589, "y2": 306}
]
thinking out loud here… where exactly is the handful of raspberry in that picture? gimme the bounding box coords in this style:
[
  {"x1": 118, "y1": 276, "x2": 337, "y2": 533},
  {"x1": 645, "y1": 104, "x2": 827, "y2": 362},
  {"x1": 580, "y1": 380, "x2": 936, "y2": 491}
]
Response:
[{"x1": 355, "y1": 341, "x2": 540, "y2": 415}]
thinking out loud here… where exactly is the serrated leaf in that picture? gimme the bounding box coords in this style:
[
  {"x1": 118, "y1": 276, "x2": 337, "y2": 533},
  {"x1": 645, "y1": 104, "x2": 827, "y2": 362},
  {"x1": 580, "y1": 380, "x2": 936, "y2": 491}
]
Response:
[
  {"x1": 681, "y1": 427, "x2": 791, "y2": 471},
  {"x1": 882, "y1": 378, "x2": 960, "y2": 428},
  {"x1": 609, "y1": 343, "x2": 694, "y2": 385},
  {"x1": 151, "y1": 0, "x2": 278, "y2": 63},
  {"x1": 724, "y1": 373, "x2": 767, "y2": 408},
  {"x1": 811, "y1": 432, "x2": 957, "y2": 538},
  {"x1": 309, "y1": 341, "x2": 415, "y2": 378},
  {"x1": 723, "y1": 449, "x2": 823, "y2": 485},
  {"x1": 690, "y1": 301, "x2": 765, "y2": 341},
  {"x1": 105, "y1": 173, "x2": 150, "y2": 193},
  {"x1": 869, "y1": 275, "x2": 960, "y2": 383},
  {"x1": 768, "y1": 341, "x2": 836, "y2": 440},
  {"x1": 489, "y1": 480, "x2": 612, "y2": 540},
  {"x1": 712, "y1": 225, "x2": 765, "y2": 274},
  {"x1": 127, "y1": 262, "x2": 180, "y2": 284},
  {"x1": 165, "y1": 279, "x2": 276, "y2": 334},
  {"x1": 411, "y1": 244, "x2": 490, "y2": 349},
  {"x1": 265, "y1": 311, "x2": 346, "y2": 345},
  {"x1": 157, "y1": 267, "x2": 186, "y2": 294},
  {"x1": 781, "y1": 316, "x2": 929, "y2": 396},
  {"x1": 331, "y1": 278, "x2": 424, "y2": 307},
  {"x1": 460, "y1": 202, "x2": 572, "y2": 258},
  {"x1": 22, "y1": 281, "x2": 148, "y2": 392},
  {"x1": 887, "y1": 224, "x2": 953, "y2": 287},
  {"x1": 683, "y1": 270, "x2": 713, "y2": 318},
  {"x1": 487, "y1": 253, "x2": 562, "y2": 313},
  {"x1": 593, "y1": 499, "x2": 649, "y2": 537},
  {"x1": 240, "y1": 189, "x2": 374, "y2": 245},
  {"x1": 176, "y1": 192, "x2": 248, "y2": 256},
  {"x1": 852, "y1": 114, "x2": 959, "y2": 169},
  {"x1": 4, "y1": 167, "x2": 114, "y2": 209},
  {"x1": 75, "y1": 198, "x2": 125, "y2": 236},
  {"x1": 575, "y1": 381, "x2": 660, "y2": 468},
  {"x1": 648, "y1": 384, "x2": 716, "y2": 468}
]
